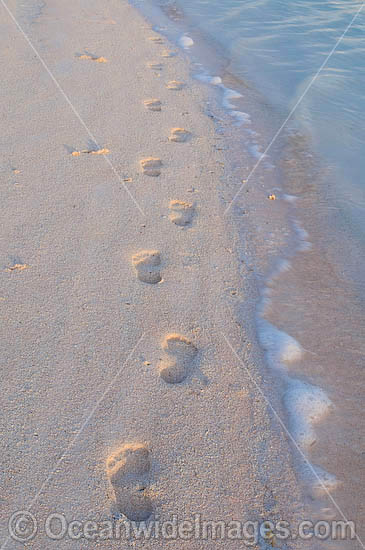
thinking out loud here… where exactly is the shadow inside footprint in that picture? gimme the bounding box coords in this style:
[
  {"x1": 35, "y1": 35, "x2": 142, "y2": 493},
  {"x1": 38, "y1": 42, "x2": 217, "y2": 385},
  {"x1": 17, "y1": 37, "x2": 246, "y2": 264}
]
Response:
[
  {"x1": 132, "y1": 250, "x2": 162, "y2": 284},
  {"x1": 159, "y1": 333, "x2": 197, "y2": 383},
  {"x1": 107, "y1": 443, "x2": 153, "y2": 522}
]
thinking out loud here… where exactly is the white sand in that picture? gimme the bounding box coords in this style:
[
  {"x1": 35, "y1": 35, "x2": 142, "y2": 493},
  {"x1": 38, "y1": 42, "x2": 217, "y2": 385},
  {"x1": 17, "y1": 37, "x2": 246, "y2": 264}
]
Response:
[{"x1": 0, "y1": 0, "x2": 343, "y2": 548}]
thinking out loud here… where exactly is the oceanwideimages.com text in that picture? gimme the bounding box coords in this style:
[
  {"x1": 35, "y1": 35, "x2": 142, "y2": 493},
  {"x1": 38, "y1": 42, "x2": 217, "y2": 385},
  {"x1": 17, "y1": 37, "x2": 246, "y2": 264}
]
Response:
[{"x1": 8, "y1": 511, "x2": 356, "y2": 544}]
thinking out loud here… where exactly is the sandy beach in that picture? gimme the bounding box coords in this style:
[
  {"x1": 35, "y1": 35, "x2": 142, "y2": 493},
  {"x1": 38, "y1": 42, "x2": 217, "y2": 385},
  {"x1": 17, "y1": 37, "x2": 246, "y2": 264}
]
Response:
[{"x1": 0, "y1": 0, "x2": 362, "y2": 548}]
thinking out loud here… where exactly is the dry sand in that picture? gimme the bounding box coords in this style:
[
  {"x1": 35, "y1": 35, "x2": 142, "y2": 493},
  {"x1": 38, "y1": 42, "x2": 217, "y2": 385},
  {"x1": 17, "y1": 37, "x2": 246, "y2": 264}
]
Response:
[{"x1": 0, "y1": 0, "x2": 357, "y2": 548}]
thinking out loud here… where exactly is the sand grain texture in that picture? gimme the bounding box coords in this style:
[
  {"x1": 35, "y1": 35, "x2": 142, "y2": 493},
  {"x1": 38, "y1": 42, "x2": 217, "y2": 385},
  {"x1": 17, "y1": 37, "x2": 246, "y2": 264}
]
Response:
[{"x1": 0, "y1": 1, "x2": 310, "y2": 549}]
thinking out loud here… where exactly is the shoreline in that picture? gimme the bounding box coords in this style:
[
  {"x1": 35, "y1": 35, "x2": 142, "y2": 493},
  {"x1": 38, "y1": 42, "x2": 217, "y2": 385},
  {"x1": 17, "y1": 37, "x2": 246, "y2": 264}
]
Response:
[
  {"x1": 0, "y1": 0, "x2": 362, "y2": 548},
  {"x1": 132, "y1": 0, "x2": 364, "y2": 545}
]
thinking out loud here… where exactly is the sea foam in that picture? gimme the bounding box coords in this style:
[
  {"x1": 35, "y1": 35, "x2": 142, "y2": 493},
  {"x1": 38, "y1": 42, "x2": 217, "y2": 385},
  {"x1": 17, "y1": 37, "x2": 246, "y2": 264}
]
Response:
[
  {"x1": 285, "y1": 380, "x2": 332, "y2": 450},
  {"x1": 179, "y1": 34, "x2": 194, "y2": 48},
  {"x1": 310, "y1": 465, "x2": 340, "y2": 498},
  {"x1": 258, "y1": 320, "x2": 303, "y2": 369}
]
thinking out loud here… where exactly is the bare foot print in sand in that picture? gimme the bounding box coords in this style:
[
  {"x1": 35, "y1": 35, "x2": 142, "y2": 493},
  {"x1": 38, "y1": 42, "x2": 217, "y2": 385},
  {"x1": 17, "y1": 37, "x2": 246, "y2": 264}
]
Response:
[
  {"x1": 144, "y1": 99, "x2": 162, "y2": 112},
  {"x1": 169, "y1": 200, "x2": 195, "y2": 226},
  {"x1": 159, "y1": 333, "x2": 197, "y2": 383},
  {"x1": 149, "y1": 36, "x2": 164, "y2": 44},
  {"x1": 140, "y1": 157, "x2": 162, "y2": 176},
  {"x1": 169, "y1": 128, "x2": 191, "y2": 143},
  {"x1": 76, "y1": 53, "x2": 108, "y2": 63},
  {"x1": 71, "y1": 148, "x2": 109, "y2": 157},
  {"x1": 162, "y1": 50, "x2": 176, "y2": 58},
  {"x1": 5, "y1": 263, "x2": 30, "y2": 272},
  {"x1": 148, "y1": 62, "x2": 163, "y2": 72},
  {"x1": 166, "y1": 80, "x2": 185, "y2": 90},
  {"x1": 107, "y1": 443, "x2": 153, "y2": 521},
  {"x1": 132, "y1": 250, "x2": 162, "y2": 284}
]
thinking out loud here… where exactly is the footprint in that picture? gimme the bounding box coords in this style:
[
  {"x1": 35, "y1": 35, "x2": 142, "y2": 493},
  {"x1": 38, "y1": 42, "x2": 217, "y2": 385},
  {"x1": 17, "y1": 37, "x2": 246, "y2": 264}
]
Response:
[
  {"x1": 140, "y1": 157, "x2": 162, "y2": 177},
  {"x1": 169, "y1": 128, "x2": 191, "y2": 143},
  {"x1": 144, "y1": 99, "x2": 162, "y2": 112},
  {"x1": 162, "y1": 50, "x2": 176, "y2": 58},
  {"x1": 149, "y1": 36, "x2": 164, "y2": 44},
  {"x1": 5, "y1": 263, "x2": 30, "y2": 272},
  {"x1": 169, "y1": 200, "x2": 195, "y2": 226},
  {"x1": 159, "y1": 333, "x2": 197, "y2": 383},
  {"x1": 132, "y1": 250, "x2": 162, "y2": 284},
  {"x1": 107, "y1": 443, "x2": 153, "y2": 522},
  {"x1": 148, "y1": 62, "x2": 163, "y2": 71},
  {"x1": 166, "y1": 80, "x2": 185, "y2": 90},
  {"x1": 77, "y1": 53, "x2": 108, "y2": 63},
  {"x1": 71, "y1": 148, "x2": 109, "y2": 156}
]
